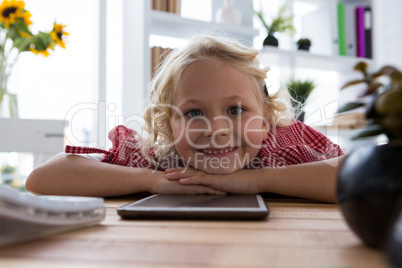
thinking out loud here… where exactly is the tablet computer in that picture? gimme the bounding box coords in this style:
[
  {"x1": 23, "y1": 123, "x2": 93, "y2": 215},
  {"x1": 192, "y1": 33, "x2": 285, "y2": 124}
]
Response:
[{"x1": 117, "y1": 194, "x2": 269, "y2": 220}]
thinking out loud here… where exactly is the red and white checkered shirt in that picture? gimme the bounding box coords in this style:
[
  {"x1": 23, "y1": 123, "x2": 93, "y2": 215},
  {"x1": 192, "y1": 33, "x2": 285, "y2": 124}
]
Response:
[{"x1": 65, "y1": 120, "x2": 343, "y2": 170}]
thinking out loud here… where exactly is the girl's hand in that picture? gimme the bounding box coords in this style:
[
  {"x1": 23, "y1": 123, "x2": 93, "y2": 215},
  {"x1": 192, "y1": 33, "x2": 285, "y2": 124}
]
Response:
[
  {"x1": 149, "y1": 170, "x2": 226, "y2": 195},
  {"x1": 165, "y1": 167, "x2": 259, "y2": 194}
]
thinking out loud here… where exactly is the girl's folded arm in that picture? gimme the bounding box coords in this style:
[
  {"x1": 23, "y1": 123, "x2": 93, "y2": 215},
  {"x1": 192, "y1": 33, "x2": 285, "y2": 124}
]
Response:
[
  {"x1": 25, "y1": 154, "x2": 154, "y2": 197},
  {"x1": 168, "y1": 155, "x2": 346, "y2": 203},
  {"x1": 255, "y1": 155, "x2": 347, "y2": 203},
  {"x1": 25, "y1": 154, "x2": 225, "y2": 197}
]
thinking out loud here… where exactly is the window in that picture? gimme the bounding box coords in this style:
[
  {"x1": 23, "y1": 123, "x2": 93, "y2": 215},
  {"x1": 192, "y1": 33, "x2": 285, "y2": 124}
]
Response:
[
  {"x1": 0, "y1": 0, "x2": 98, "y2": 186},
  {"x1": 14, "y1": 0, "x2": 98, "y2": 144}
]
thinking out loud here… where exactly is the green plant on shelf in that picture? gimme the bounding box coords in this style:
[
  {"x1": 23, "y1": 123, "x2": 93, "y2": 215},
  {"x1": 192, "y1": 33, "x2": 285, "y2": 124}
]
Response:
[
  {"x1": 296, "y1": 38, "x2": 311, "y2": 50},
  {"x1": 285, "y1": 77, "x2": 315, "y2": 109},
  {"x1": 251, "y1": 2, "x2": 295, "y2": 37}
]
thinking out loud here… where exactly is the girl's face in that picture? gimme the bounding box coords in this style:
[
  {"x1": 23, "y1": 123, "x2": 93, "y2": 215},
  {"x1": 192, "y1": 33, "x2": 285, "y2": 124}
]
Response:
[{"x1": 169, "y1": 60, "x2": 269, "y2": 174}]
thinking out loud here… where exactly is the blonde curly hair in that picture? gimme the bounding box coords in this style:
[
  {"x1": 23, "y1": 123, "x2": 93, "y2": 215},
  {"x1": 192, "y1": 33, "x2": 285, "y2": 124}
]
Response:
[{"x1": 142, "y1": 35, "x2": 293, "y2": 161}]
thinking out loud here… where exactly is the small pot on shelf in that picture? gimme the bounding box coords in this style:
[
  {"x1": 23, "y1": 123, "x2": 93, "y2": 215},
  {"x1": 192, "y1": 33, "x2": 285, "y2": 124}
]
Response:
[
  {"x1": 296, "y1": 38, "x2": 311, "y2": 51},
  {"x1": 263, "y1": 34, "x2": 278, "y2": 47}
]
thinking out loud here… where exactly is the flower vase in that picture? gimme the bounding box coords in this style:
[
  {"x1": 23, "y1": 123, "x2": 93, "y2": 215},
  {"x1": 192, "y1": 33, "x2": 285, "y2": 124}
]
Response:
[
  {"x1": 263, "y1": 34, "x2": 279, "y2": 47},
  {"x1": 215, "y1": 0, "x2": 242, "y2": 26},
  {"x1": 0, "y1": 56, "x2": 18, "y2": 118},
  {"x1": 337, "y1": 143, "x2": 402, "y2": 248}
]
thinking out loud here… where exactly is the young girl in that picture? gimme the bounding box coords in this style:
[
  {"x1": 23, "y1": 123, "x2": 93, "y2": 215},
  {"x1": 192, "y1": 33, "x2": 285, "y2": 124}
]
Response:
[{"x1": 26, "y1": 36, "x2": 344, "y2": 203}]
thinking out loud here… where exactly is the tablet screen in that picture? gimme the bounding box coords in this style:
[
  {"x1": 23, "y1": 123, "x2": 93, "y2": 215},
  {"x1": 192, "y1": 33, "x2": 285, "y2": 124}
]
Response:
[{"x1": 117, "y1": 194, "x2": 269, "y2": 220}]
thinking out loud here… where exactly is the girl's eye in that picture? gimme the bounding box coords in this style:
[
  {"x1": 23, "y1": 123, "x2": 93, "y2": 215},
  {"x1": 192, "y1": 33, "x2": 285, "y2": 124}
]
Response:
[
  {"x1": 228, "y1": 106, "x2": 244, "y2": 115},
  {"x1": 186, "y1": 109, "x2": 203, "y2": 118}
]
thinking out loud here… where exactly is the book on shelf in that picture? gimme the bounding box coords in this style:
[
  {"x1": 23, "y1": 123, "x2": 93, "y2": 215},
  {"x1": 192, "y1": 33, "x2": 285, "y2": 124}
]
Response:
[
  {"x1": 299, "y1": 1, "x2": 372, "y2": 58},
  {"x1": 355, "y1": 6, "x2": 366, "y2": 58},
  {"x1": 335, "y1": 2, "x2": 372, "y2": 58},
  {"x1": 355, "y1": 5, "x2": 372, "y2": 59},
  {"x1": 364, "y1": 6, "x2": 373, "y2": 59},
  {"x1": 337, "y1": 2, "x2": 347, "y2": 56},
  {"x1": 151, "y1": 46, "x2": 175, "y2": 77},
  {"x1": 344, "y1": 2, "x2": 357, "y2": 57},
  {"x1": 332, "y1": 111, "x2": 367, "y2": 129},
  {"x1": 152, "y1": 0, "x2": 181, "y2": 14}
]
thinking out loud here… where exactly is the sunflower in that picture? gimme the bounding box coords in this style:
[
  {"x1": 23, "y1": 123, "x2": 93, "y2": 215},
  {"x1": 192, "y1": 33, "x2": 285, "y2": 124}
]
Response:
[
  {"x1": 50, "y1": 23, "x2": 69, "y2": 48},
  {"x1": 0, "y1": 0, "x2": 30, "y2": 28}
]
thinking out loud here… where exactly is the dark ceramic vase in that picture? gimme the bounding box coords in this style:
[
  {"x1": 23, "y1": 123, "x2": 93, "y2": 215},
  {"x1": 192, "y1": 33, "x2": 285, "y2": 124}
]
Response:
[
  {"x1": 386, "y1": 198, "x2": 402, "y2": 267},
  {"x1": 337, "y1": 143, "x2": 402, "y2": 248},
  {"x1": 263, "y1": 34, "x2": 278, "y2": 47}
]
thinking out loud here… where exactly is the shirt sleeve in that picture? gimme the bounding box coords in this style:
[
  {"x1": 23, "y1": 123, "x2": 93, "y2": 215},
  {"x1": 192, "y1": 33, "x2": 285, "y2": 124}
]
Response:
[
  {"x1": 253, "y1": 120, "x2": 344, "y2": 168},
  {"x1": 101, "y1": 125, "x2": 154, "y2": 168},
  {"x1": 64, "y1": 125, "x2": 155, "y2": 169}
]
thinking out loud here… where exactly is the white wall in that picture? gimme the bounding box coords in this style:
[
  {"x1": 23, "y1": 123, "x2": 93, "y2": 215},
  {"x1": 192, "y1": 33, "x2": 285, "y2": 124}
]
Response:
[{"x1": 374, "y1": 0, "x2": 402, "y2": 69}]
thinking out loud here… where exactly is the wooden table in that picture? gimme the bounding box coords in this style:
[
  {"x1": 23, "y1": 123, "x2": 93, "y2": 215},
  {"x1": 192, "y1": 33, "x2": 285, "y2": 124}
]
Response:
[{"x1": 0, "y1": 195, "x2": 391, "y2": 268}]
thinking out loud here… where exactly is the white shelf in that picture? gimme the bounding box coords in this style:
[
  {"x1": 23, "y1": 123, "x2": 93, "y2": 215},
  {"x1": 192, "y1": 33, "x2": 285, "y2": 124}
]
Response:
[
  {"x1": 0, "y1": 119, "x2": 66, "y2": 167},
  {"x1": 258, "y1": 46, "x2": 374, "y2": 72},
  {"x1": 150, "y1": 10, "x2": 259, "y2": 43}
]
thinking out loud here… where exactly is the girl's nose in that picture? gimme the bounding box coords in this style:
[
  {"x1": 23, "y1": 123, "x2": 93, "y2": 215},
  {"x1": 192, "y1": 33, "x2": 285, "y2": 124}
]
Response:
[{"x1": 204, "y1": 116, "x2": 232, "y2": 137}]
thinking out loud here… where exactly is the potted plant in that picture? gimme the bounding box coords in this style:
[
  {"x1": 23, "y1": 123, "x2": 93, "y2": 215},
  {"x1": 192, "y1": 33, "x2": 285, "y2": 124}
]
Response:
[
  {"x1": 337, "y1": 61, "x2": 402, "y2": 249},
  {"x1": 296, "y1": 38, "x2": 311, "y2": 51},
  {"x1": 251, "y1": 2, "x2": 295, "y2": 47},
  {"x1": 285, "y1": 77, "x2": 315, "y2": 122}
]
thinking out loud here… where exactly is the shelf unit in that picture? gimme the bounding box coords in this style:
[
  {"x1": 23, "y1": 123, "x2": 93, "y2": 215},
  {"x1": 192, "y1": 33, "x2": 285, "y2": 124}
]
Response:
[
  {"x1": 257, "y1": 0, "x2": 375, "y2": 68},
  {"x1": 121, "y1": 0, "x2": 377, "y2": 120},
  {"x1": 256, "y1": 0, "x2": 375, "y2": 126}
]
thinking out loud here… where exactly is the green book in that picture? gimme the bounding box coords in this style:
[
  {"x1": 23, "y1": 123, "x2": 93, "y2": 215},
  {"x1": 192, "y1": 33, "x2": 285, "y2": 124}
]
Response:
[{"x1": 337, "y1": 2, "x2": 347, "y2": 56}]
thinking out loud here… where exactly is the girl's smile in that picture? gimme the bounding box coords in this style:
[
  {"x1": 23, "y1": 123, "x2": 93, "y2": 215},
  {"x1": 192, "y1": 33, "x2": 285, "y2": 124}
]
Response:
[
  {"x1": 198, "y1": 146, "x2": 238, "y2": 155},
  {"x1": 169, "y1": 59, "x2": 269, "y2": 174}
]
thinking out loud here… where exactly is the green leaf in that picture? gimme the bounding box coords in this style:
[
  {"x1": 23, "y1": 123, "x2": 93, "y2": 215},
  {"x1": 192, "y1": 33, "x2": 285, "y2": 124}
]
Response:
[
  {"x1": 30, "y1": 32, "x2": 52, "y2": 51},
  {"x1": 360, "y1": 82, "x2": 383, "y2": 96},
  {"x1": 341, "y1": 79, "x2": 366, "y2": 89},
  {"x1": 285, "y1": 77, "x2": 315, "y2": 108},
  {"x1": 337, "y1": 102, "x2": 365, "y2": 113},
  {"x1": 351, "y1": 125, "x2": 385, "y2": 140},
  {"x1": 7, "y1": 26, "x2": 20, "y2": 39},
  {"x1": 354, "y1": 61, "x2": 369, "y2": 73},
  {"x1": 15, "y1": 20, "x2": 32, "y2": 36},
  {"x1": 38, "y1": 31, "x2": 52, "y2": 43},
  {"x1": 251, "y1": 2, "x2": 294, "y2": 34},
  {"x1": 12, "y1": 36, "x2": 31, "y2": 52}
]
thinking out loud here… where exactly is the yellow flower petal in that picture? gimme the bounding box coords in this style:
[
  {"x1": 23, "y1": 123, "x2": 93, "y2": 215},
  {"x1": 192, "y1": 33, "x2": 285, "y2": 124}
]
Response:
[
  {"x1": 50, "y1": 23, "x2": 68, "y2": 49},
  {"x1": 30, "y1": 47, "x2": 51, "y2": 57}
]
